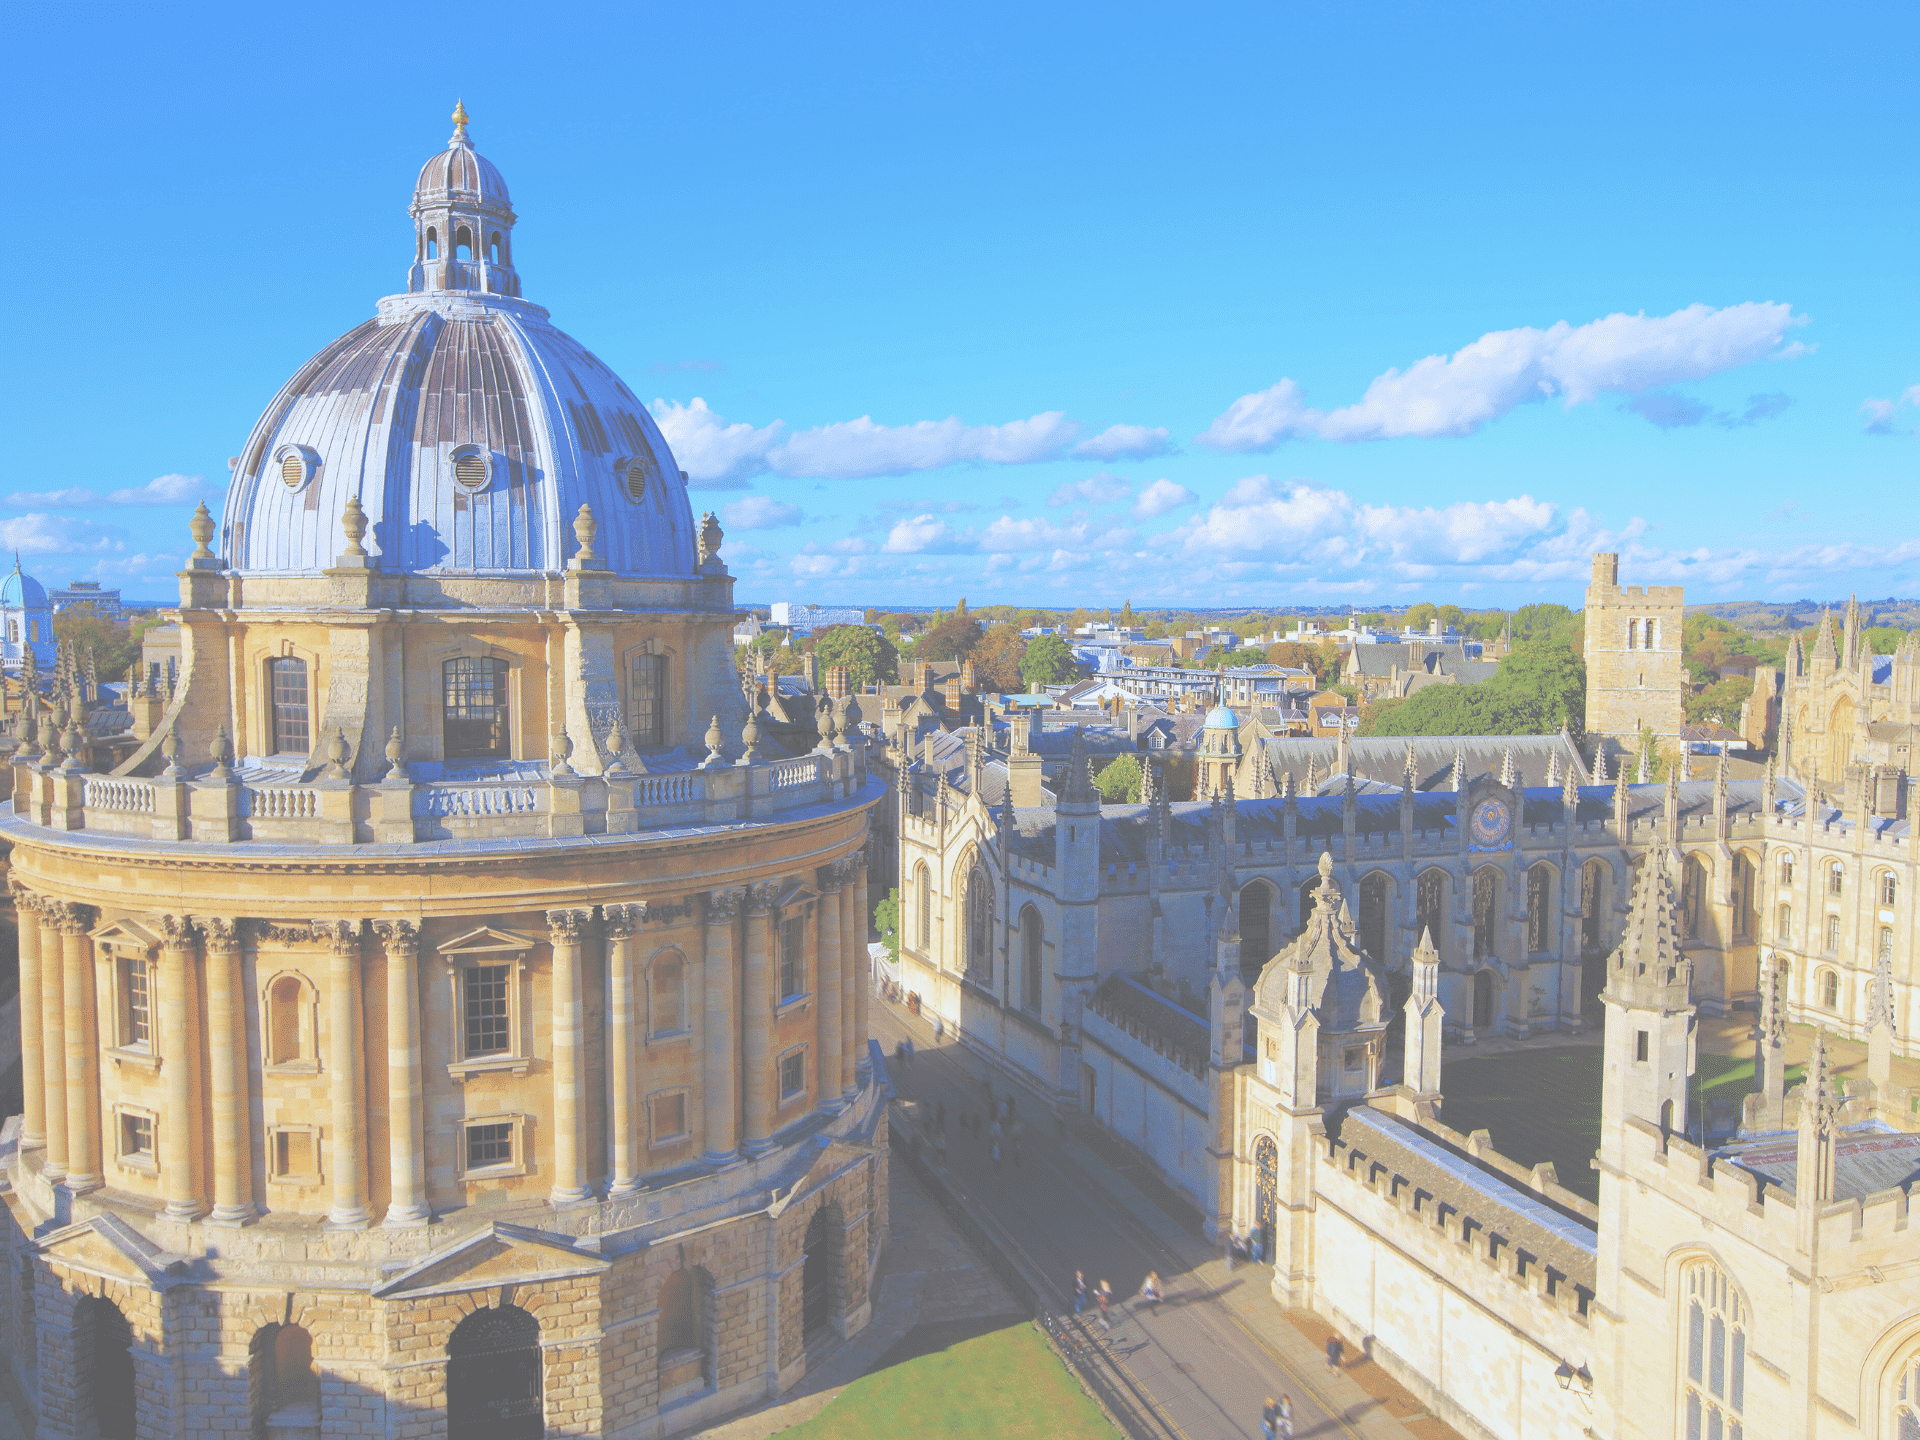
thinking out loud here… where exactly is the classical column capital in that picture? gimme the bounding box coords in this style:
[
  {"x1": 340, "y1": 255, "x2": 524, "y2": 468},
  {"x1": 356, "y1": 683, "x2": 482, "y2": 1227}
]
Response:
[
  {"x1": 743, "y1": 883, "x2": 778, "y2": 916},
  {"x1": 9, "y1": 880, "x2": 40, "y2": 913},
  {"x1": 703, "y1": 888, "x2": 744, "y2": 923},
  {"x1": 546, "y1": 907, "x2": 592, "y2": 940},
  {"x1": 202, "y1": 917, "x2": 241, "y2": 953},
  {"x1": 603, "y1": 904, "x2": 639, "y2": 941},
  {"x1": 53, "y1": 902, "x2": 95, "y2": 936},
  {"x1": 818, "y1": 863, "x2": 847, "y2": 895},
  {"x1": 373, "y1": 919, "x2": 419, "y2": 956},
  {"x1": 159, "y1": 914, "x2": 200, "y2": 950},
  {"x1": 322, "y1": 919, "x2": 366, "y2": 954}
]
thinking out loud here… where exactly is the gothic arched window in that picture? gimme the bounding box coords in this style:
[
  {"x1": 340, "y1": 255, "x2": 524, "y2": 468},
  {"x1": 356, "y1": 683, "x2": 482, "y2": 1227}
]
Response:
[
  {"x1": 1893, "y1": 1351, "x2": 1920, "y2": 1440},
  {"x1": 963, "y1": 865, "x2": 992, "y2": 983},
  {"x1": 1416, "y1": 869, "x2": 1446, "y2": 961},
  {"x1": 1359, "y1": 872, "x2": 1390, "y2": 965},
  {"x1": 1682, "y1": 855, "x2": 1709, "y2": 941},
  {"x1": 1680, "y1": 1261, "x2": 1745, "y2": 1440},
  {"x1": 1472, "y1": 868, "x2": 1498, "y2": 960},
  {"x1": 1526, "y1": 865, "x2": 1552, "y2": 953},
  {"x1": 1020, "y1": 905, "x2": 1043, "y2": 1014},
  {"x1": 1829, "y1": 862, "x2": 1845, "y2": 897},
  {"x1": 1820, "y1": 968, "x2": 1839, "y2": 1009},
  {"x1": 915, "y1": 864, "x2": 931, "y2": 950}
]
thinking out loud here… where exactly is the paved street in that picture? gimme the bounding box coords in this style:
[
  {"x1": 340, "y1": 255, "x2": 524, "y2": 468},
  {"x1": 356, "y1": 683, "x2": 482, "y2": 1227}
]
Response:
[{"x1": 871, "y1": 997, "x2": 1459, "y2": 1440}]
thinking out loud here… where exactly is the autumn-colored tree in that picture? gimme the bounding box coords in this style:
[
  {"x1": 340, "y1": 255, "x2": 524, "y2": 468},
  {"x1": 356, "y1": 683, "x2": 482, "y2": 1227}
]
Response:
[
  {"x1": 969, "y1": 624, "x2": 1027, "y2": 691},
  {"x1": 916, "y1": 613, "x2": 984, "y2": 662}
]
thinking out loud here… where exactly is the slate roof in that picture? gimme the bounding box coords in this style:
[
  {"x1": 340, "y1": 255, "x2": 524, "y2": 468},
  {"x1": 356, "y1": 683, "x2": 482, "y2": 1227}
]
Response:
[
  {"x1": 1718, "y1": 1127, "x2": 1920, "y2": 1203},
  {"x1": 1253, "y1": 733, "x2": 1586, "y2": 790}
]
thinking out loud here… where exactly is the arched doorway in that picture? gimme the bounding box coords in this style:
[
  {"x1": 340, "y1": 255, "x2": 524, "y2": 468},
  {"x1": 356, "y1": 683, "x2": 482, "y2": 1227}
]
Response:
[
  {"x1": 1252, "y1": 1135, "x2": 1278, "y2": 1261},
  {"x1": 249, "y1": 1321, "x2": 318, "y2": 1439},
  {"x1": 447, "y1": 1304, "x2": 543, "y2": 1440},
  {"x1": 1472, "y1": 969, "x2": 1497, "y2": 1032},
  {"x1": 75, "y1": 1296, "x2": 135, "y2": 1440},
  {"x1": 1239, "y1": 879, "x2": 1273, "y2": 983},
  {"x1": 1358, "y1": 872, "x2": 1390, "y2": 966},
  {"x1": 802, "y1": 1204, "x2": 843, "y2": 1338}
]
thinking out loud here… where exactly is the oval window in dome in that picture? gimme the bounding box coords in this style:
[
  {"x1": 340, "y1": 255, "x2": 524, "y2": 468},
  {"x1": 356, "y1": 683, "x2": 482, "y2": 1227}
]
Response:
[
  {"x1": 621, "y1": 452, "x2": 660, "y2": 502},
  {"x1": 450, "y1": 446, "x2": 491, "y2": 492},
  {"x1": 273, "y1": 444, "x2": 318, "y2": 492}
]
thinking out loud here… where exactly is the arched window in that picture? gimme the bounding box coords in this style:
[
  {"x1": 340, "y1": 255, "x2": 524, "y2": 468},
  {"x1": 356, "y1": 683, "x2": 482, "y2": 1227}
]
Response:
[
  {"x1": 1526, "y1": 865, "x2": 1552, "y2": 953},
  {"x1": 650, "y1": 951, "x2": 685, "y2": 1035},
  {"x1": 1359, "y1": 872, "x2": 1390, "y2": 965},
  {"x1": 963, "y1": 865, "x2": 992, "y2": 983},
  {"x1": 1680, "y1": 1262, "x2": 1746, "y2": 1440},
  {"x1": 1682, "y1": 855, "x2": 1709, "y2": 941},
  {"x1": 1240, "y1": 878, "x2": 1273, "y2": 980},
  {"x1": 1778, "y1": 854, "x2": 1793, "y2": 888},
  {"x1": 447, "y1": 1305, "x2": 542, "y2": 1440},
  {"x1": 74, "y1": 1296, "x2": 136, "y2": 1440},
  {"x1": 657, "y1": 1267, "x2": 714, "y2": 1403},
  {"x1": 488, "y1": 232, "x2": 501, "y2": 263},
  {"x1": 1776, "y1": 905, "x2": 1792, "y2": 942},
  {"x1": 1820, "y1": 969, "x2": 1839, "y2": 1009},
  {"x1": 1829, "y1": 862, "x2": 1846, "y2": 897},
  {"x1": 1628, "y1": 619, "x2": 1641, "y2": 650},
  {"x1": 1824, "y1": 916, "x2": 1841, "y2": 953},
  {"x1": 266, "y1": 974, "x2": 313, "y2": 1064},
  {"x1": 1581, "y1": 861, "x2": 1607, "y2": 958},
  {"x1": 443, "y1": 656, "x2": 510, "y2": 759},
  {"x1": 1252, "y1": 1134, "x2": 1278, "y2": 1259},
  {"x1": 1893, "y1": 1351, "x2": 1920, "y2": 1440},
  {"x1": 267, "y1": 656, "x2": 310, "y2": 755},
  {"x1": 915, "y1": 864, "x2": 931, "y2": 950},
  {"x1": 1472, "y1": 869, "x2": 1498, "y2": 960},
  {"x1": 6, "y1": 620, "x2": 15, "y2": 644},
  {"x1": 629, "y1": 652, "x2": 667, "y2": 747},
  {"x1": 1020, "y1": 906, "x2": 1043, "y2": 1014},
  {"x1": 1882, "y1": 872, "x2": 1899, "y2": 907},
  {"x1": 454, "y1": 225, "x2": 474, "y2": 260},
  {"x1": 425, "y1": 226, "x2": 439, "y2": 259},
  {"x1": 250, "y1": 1322, "x2": 318, "y2": 1437},
  {"x1": 1416, "y1": 869, "x2": 1446, "y2": 961},
  {"x1": 1731, "y1": 854, "x2": 1756, "y2": 940}
]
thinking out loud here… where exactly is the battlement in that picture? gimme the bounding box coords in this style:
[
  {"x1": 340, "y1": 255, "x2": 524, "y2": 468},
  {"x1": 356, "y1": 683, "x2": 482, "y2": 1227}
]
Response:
[{"x1": 1590, "y1": 584, "x2": 1685, "y2": 606}]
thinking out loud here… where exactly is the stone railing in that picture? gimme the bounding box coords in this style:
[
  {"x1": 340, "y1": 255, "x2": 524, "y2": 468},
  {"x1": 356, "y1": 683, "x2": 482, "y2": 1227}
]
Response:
[{"x1": 8, "y1": 743, "x2": 870, "y2": 849}]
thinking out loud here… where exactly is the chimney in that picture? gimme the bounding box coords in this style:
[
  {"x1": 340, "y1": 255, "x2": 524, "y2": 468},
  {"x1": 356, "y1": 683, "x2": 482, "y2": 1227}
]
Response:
[
  {"x1": 943, "y1": 676, "x2": 962, "y2": 710},
  {"x1": 961, "y1": 657, "x2": 977, "y2": 692},
  {"x1": 827, "y1": 665, "x2": 850, "y2": 700}
]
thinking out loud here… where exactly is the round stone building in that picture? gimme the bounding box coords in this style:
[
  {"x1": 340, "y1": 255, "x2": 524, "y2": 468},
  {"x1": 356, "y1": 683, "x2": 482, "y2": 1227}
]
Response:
[{"x1": 0, "y1": 105, "x2": 887, "y2": 1440}]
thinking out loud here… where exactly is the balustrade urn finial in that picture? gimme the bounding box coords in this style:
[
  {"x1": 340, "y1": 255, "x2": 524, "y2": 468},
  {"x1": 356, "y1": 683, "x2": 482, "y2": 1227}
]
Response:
[
  {"x1": 210, "y1": 723, "x2": 234, "y2": 777},
  {"x1": 552, "y1": 727, "x2": 577, "y2": 778},
  {"x1": 384, "y1": 726, "x2": 409, "y2": 782},
  {"x1": 323, "y1": 727, "x2": 352, "y2": 780},
  {"x1": 702, "y1": 715, "x2": 725, "y2": 765},
  {"x1": 572, "y1": 504, "x2": 599, "y2": 568},
  {"x1": 740, "y1": 712, "x2": 761, "y2": 762},
  {"x1": 697, "y1": 511, "x2": 723, "y2": 567},
  {"x1": 160, "y1": 721, "x2": 182, "y2": 776},
  {"x1": 188, "y1": 501, "x2": 217, "y2": 560},
  {"x1": 340, "y1": 495, "x2": 369, "y2": 557}
]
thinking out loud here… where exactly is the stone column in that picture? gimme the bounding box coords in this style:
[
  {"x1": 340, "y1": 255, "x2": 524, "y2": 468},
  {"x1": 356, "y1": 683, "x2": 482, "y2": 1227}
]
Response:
[
  {"x1": 851, "y1": 854, "x2": 871, "y2": 1083},
  {"x1": 604, "y1": 905, "x2": 640, "y2": 1195},
  {"x1": 325, "y1": 921, "x2": 373, "y2": 1228},
  {"x1": 377, "y1": 921, "x2": 429, "y2": 1228},
  {"x1": 11, "y1": 888, "x2": 45, "y2": 1151},
  {"x1": 204, "y1": 919, "x2": 254, "y2": 1224},
  {"x1": 701, "y1": 889, "x2": 741, "y2": 1165},
  {"x1": 839, "y1": 865, "x2": 862, "y2": 1101},
  {"x1": 740, "y1": 885, "x2": 776, "y2": 1157},
  {"x1": 158, "y1": 917, "x2": 206, "y2": 1219},
  {"x1": 60, "y1": 904, "x2": 101, "y2": 1193},
  {"x1": 547, "y1": 908, "x2": 593, "y2": 1204},
  {"x1": 38, "y1": 905, "x2": 67, "y2": 1181},
  {"x1": 815, "y1": 868, "x2": 844, "y2": 1113}
]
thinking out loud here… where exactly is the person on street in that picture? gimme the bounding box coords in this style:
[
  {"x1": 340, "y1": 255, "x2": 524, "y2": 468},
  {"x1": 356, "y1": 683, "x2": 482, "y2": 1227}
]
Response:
[
  {"x1": 1261, "y1": 1396, "x2": 1279, "y2": 1440},
  {"x1": 1326, "y1": 1334, "x2": 1345, "y2": 1373},
  {"x1": 1277, "y1": 1392, "x2": 1294, "y2": 1439},
  {"x1": 1096, "y1": 1280, "x2": 1113, "y2": 1333},
  {"x1": 1074, "y1": 1271, "x2": 1087, "y2": 1315},
  {"x1": 1136, "y1": 1271, "x2": 1160, "y2": 1314}
]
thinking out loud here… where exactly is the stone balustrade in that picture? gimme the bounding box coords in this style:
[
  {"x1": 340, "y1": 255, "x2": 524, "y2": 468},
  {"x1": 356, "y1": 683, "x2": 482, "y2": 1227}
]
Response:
[{"x1": 9, "y1": 744, "x2": 866, "y2": 847}]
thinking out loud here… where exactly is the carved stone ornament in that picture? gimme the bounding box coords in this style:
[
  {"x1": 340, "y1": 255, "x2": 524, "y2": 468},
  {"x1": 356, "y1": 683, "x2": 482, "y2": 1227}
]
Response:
[
  {"x1": 55, "y1": 902, "x2": 97, "y2": 935},
  {"x1": 159, "y1": 914, "x2": 201, "y2": 948},
  {"x1": 187, "y1": 500, "x2": 217, "y2": 560},
  {"x1": 697, "y1": 511, "x2": 723, "y2": 565},
  {"x1": 703, "y1": 888, "x2": 743, "y2": 923},
  {"x1": 639, "y1": 899, "x2": 695, "y2": 926},
  {"x1": 323, "y1": 920, "x2": 366, "y2": 952},
  {"x1": 373, "y1": 920, "x2": 419, "y2": 956},
  {"x1": 546, "y1": 908, "x2": 591, "y2": 938},
  {"x1": 201, "y1": 917, "x2": 240, "y2": 952},
  {"x1": 572, "y1": 503, "x2": 599, "y2": 566},
  {"x1": 602, "y1": 904, "x2": 638, "y2": 940}
]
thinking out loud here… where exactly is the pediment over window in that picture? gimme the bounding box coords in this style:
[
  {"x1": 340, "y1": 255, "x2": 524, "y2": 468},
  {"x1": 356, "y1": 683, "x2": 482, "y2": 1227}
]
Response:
[
  {"x1": 89, "y1": 919, "x2": 162, "y2": 953},
  {"x1": 372, "y1": 1222, "x2": 608, "y2": 1300},
  {"x1": 436, "y1": 925, "x2": 538, "y2": 961}
]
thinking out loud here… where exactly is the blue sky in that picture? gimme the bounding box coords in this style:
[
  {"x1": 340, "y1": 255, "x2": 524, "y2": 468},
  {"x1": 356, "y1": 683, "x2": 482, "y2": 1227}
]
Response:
[{"x1": 4, "y1": 2, "x2": 1915, "y2": 608}]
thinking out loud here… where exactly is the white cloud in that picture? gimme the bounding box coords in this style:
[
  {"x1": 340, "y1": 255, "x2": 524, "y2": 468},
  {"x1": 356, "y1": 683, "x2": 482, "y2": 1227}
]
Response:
[
  {"x1": 651, "y1": 398, "x2": 783, "y2": 488},
  {"x1": 0, "y1": 514, "x2": 124, "y2": 555},
  {"x1": 1863, "y1": 384, "x2": 1920, "y2": 436},
  {"x1": 1047, "y1": 474, "x2": 1133, "y2": 507},
  {"x1": 881, "y1": 515, "x2": 975, "y2": 554},
  {"x1": 772, "y1": 410, "x2": 1080, "y2": 480},
  {"x1": 1072, "y1": 424, "x2": 1175, "y2": 461},
  {"x1": 721, "y1": 495, "x2": 803, "y2": 530},
  {"x1": 977, "y1": 514, "x2": 1133, "y2": 554},
  {"x1": 1199, "y1": 302, "x2": 1809, "y2": 449},
  {"x1": 6, "y1": 472, "x2": 210, "y2": 509},
  {"x1": 1131, "y1": 478, "x2": 1197, "y2": 519}
]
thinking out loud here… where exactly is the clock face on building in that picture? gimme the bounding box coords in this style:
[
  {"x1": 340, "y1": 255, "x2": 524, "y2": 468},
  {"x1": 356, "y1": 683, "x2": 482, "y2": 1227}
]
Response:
[{"x1": 1470, "y1": 798, "x2": 1512, "y2": 849}]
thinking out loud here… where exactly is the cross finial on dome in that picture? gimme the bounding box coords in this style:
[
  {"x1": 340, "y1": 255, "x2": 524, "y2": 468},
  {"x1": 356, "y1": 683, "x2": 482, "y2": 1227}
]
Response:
[{"x1": 451, "y1": 99, "x2": 470, "y2": 144}]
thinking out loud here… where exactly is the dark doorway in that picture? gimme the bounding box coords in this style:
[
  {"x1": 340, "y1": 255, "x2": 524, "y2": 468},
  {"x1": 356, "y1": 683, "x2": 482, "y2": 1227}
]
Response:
[
  {"x1": 1253, "y1": 1135, "x2": 1278, "y2": 1260},
  {"x1": 1473, "y1": 970, "x2": 1496, "y2": 1031},
  {"x1": 447, "y1": 1304, "x2": 543, "y2": 1440},
  {"x1": 75, "y1": 1296, "x2": 136, "y2": 1440},
  {"x1": 803, "y1": 1206, "x2": 839, "y2": 1337}
]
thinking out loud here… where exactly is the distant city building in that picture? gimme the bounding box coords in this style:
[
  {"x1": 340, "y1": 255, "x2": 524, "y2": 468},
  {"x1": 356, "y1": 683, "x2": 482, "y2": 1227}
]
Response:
[
  {"x1": 0, "y1": 559, "x2": 56, "y2": 674},
  {"x1": 769, "y1": 601, "x2": 867, "y2": 634},
  {"x1": 47, "y1": 579, "x2": 121, "y2": 615}
]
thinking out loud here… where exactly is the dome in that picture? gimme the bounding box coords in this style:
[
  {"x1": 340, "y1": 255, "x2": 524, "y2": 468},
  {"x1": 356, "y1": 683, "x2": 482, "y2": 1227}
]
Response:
[
  {"x1": 0, "y1": 563, "x2": 47, "y2": 610},
  {"x1": 220, "y1": 107, "x2": 696, "y2": 579},
  {"x1": 1204, "y1": 704, "x2": 1239, "y2": 729}
]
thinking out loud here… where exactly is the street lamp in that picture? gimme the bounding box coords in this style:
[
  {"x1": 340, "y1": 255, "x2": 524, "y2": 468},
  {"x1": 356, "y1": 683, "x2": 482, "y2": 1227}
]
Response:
[{"x1": 1555, "y1": 1360, "x2": 1594, "y2": 1403}]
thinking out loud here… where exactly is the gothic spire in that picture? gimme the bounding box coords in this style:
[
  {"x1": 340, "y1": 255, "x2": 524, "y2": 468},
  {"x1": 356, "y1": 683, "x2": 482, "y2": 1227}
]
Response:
[{"x1": 1498, "y1": 744, "x2": 1517, "y2": 790}]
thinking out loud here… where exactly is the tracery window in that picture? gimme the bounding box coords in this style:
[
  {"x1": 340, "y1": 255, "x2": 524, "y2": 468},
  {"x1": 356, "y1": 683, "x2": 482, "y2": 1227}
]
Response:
[
  {"x1": 1680, "y1": 1262, "x2": 1745, "y2": 1440},
  {"x1": 1416, "y1": 869, "x2": 1446, "y2": 960},
  {"x1": 1894, "y1": 1352, "x2": 1920, "y2": 1440},
  {"x1": 1526, "y1": 865, "x2": 1551, "y2": 953},
  {"x1": 1682, "y1": 855, "x2": 1708, "y2": 941},
  {"x1": 1020, "y1": 906, "x2": 1043, "y2": 1014},
  {"x1": 1472, "y1": 869, "x2": 1498, "y2": 960},
  {"x1": 915, "y1": 863, "x2": 931, "y2": 950},
  {"x1": 963, "y1": 865, "x2": 992, "y2": 983}
]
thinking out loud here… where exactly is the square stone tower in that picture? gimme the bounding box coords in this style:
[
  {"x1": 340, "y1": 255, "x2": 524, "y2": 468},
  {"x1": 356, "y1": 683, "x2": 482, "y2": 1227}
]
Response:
[{"x1": 1583, "y1": 551, "x2": 1685, "y2": 753}]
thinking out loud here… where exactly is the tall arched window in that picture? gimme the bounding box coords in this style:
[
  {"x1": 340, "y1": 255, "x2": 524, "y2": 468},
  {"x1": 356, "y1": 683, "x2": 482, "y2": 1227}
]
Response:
[
  {"x1": 1778, "y1": 854, "x2": 1793, "y2": 888},
  {"x1": 454, "y1": 225, "x2": 474, "y2": 260},
  {"x1": 447, "y1": 1305, "x2": 542, "y2": 1440},
  {"x1": 963, "y1": 865, "x2": 991, "y2": 983},
  {"x1": 1526, "y1": 865, "x2": 1552, "y2": 953},
  {"x1": 1416, "y1": 869, "x2": 1446, "y2": 961},
  {"x1": 1824, "y1": 915, "x2": 1841, "y2": 953},
  {"x1": 1472, "y1": 869, "x2": 1498, "y2": 960},
  {"x1": 1683, "y1": 855, "x2": 1709, "y2": 940},
  {"x1": 1581, "y1": 861, "x2": 1607, "y2": 958},
  {"x1": 915, "y1": 864, "x2": 931, "y2": 950},
  {"x1": 1731, "y1": 854, "x2": 1755, "y2": 939},
  {"x1": 267, "y1": 656, "x2": 310, "y2": 755},
  {"x1": 1020, "y1": 906, "x2": 1042, "y2": 1014},
  {"x1": 250, "y1": 1322, "x2": 318, "y2": 1437},
  {"x1": 1628, "y1": 619, "x2": 1641, "y2": 650},
  {"x1": 1882, "y1": 872, "x2": 1899, "y2": 907},
  {"x1": 1239, "y1": 878, "x2": 1273, "y2": 981},
  {"x1": 266, "y1": 974, "x2": 313, "y2": 1065},
  {"x1": 630, "y1": 652, "x2": 667, "y2": 746},
  {"x1": 1829, "y1": 862, "x2": 1846, "y2": 897},
  {"x1": 488, "y1": 232, "x2": 502, "y2": 264},
  {"x1": 444, "y1": 656, "x2": 510, "y2": 759},
  {"x1": 1820, "y1": 968, "x2": 1840, "y2": 1009},
  {"x1": 426, "y1": 226, "x2": 439, "y2": 259},
  {"x1": 1680, "y1": 1262, "x2": 1745, "y2": 1440},
  {"x1": 1777, "y1": 905, "x2": 1792, "y2": 942},
  {"x1": 1359, "y1": 872, "x2": 1390, "y2": 964},
  {"x1": 1893, "y1": 1351, "x2": 1920, "y2": 1440}
]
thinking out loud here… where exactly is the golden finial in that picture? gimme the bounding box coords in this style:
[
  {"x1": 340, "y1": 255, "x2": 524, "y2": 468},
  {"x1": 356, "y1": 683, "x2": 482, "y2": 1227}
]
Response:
[{"x1": 451, "y1": 98, "x2": 470, "y2": 140}]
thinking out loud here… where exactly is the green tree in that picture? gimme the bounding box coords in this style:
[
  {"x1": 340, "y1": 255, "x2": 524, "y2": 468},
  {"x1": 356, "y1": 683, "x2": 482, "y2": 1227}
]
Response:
[
  {"x1": 1019, "y1": 633, "x2": 1077, "y2": 688},
  {"x1": 1093, "y1": 754, "x2": 1143, "y2": 803},
  {"x1": 1357, "y1": 638, "x2": 1586, "y2": 739},
  {"x1": 873, "y1": 888, "x2": 900, "y2": 964},
  {"x1": 1404, "y1": 602, "x2": 1439, "y2": 633},
  {"x1": 52, "y1": 604, "x2": 143, "y2": 681},
  {"x1": 1120, "y1": 599, "x2": 1134, "y2": 626},
  {"x1": 811, "y1": 624, "x2": 898, "y2": 688},
  {"x1": 1862, "y1": 625, "x2": 1907, "y2": 654}
]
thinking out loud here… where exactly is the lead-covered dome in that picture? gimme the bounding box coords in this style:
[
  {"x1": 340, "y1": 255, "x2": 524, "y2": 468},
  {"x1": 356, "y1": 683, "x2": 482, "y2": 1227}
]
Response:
[{"x1": 220, "y1": 106, "x2": 696, "y2": 578}]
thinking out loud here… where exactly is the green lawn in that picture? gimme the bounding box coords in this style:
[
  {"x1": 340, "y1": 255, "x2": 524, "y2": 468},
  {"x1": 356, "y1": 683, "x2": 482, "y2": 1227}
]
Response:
[{"x1": 775, "y1": 1317, "x2": 1118, "y2": 1440}]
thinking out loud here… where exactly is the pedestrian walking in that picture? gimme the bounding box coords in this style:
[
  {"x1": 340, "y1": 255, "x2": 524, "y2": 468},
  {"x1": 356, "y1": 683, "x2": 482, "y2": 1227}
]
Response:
[
  {"x1": 991, "y1": 1137, "x2": 1002, "y2": 1172},
  {"x1": 1251, "y1": 1228, "x2": 1265, "y2": 1263},
  {"x1": 1136, "y1": 1271, "x2": 1160, "y2": 1314},
  {"x1": 1096, "y1": 1280, "x2": 1113, "y2": 1333},
  {"x1": 1326, "y1": 1334, "x2": 1345, "y2": 1373},
  {"x1": 1261, "y1": 1396, "x2": 1279, "y2": 1440},
  {"x1": 1277, "y1": 1392, "x2": 1294, "y2": 1439},
  {"x1": 1073, "y1": 1271, "x2": 1087, "y2": 1315}
]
